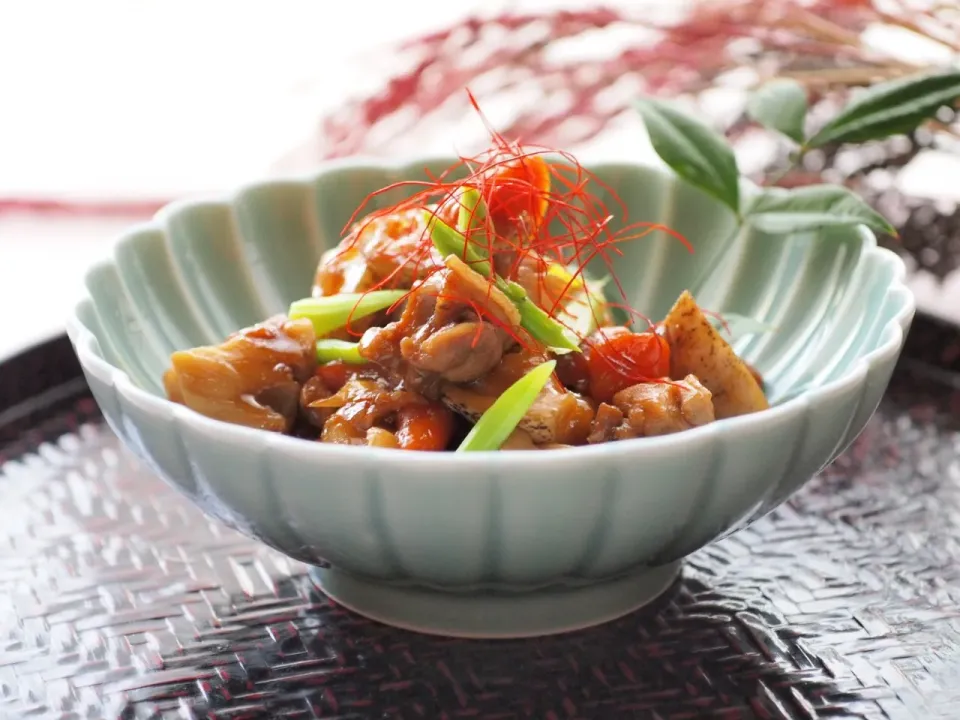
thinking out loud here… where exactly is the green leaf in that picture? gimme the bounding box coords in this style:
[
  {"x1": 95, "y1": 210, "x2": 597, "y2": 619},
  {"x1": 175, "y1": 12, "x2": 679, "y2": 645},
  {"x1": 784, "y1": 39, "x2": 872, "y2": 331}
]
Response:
[
  {"x1": 315, "y1": 339, "x2": 365, "y2": 365},
  {"x1": 747, "y1": 79, "x2": 808, "y2": 144},
  {"x1": 807, "y1": 69, "x2": 960, "y2": 148},
  {"x1": 457, "y1": 360, "x2": 557, "y2": 452},
  {"x1": 744, "y1": 184, "x2": 896, "y2": 236},
  {"x1": 289, "y1": 290, "x2": 408, "y2": 336},
  {"x1": 634, "y1": 97, "x2": 741, "y2": 216},
  {"x1": 708, "y1": 312, "x2": 776, "y2": 339}
]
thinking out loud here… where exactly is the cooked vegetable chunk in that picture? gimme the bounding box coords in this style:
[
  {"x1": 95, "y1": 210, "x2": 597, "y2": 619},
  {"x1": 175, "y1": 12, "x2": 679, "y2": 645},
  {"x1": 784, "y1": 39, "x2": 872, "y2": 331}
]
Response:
[
  {"x1": 163, "y1": 315, "x2": 316, "y2": 432},
  {"x1": 661, "y1": 291, "x2": 768, "y2": 419},
  {"x1": 587, "y1": 374, "x2": 715, "y2": 441}
]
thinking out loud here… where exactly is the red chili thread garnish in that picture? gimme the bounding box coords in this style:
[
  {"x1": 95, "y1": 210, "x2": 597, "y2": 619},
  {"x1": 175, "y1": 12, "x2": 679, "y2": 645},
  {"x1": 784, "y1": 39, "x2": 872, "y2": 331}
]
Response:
[
  {"x1": 324, "y1": 89, "x2": 691, "y2": 386},
  {"x1": 603, "y1": 303, "x2": 657, "y2": 332}
]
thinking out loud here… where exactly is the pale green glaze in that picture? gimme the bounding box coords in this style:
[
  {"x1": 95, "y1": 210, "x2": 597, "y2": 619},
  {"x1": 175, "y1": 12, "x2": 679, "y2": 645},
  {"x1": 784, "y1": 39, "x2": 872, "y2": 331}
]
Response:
[{"x1": 66, "y1": 159, "x2": 914, "y2": 637}]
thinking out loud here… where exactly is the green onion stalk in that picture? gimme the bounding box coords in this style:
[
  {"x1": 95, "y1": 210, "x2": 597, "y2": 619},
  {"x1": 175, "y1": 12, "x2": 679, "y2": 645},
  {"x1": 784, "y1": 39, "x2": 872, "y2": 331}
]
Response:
[
  {"x1": 456, "y1": 186, "x2": 491, "y2": 260},
  {"x1": 288, "y1": 290, "x2": 407, "y2": 337},
  {"x1": 457, "y1": 360, "x2": 556, "y2": 452},
  {"x1": 315, "y1": 339, "x2": 365, "y2": 365},
  {"x1": 426, "y1": 213, "x2": 579, "y2": 353}
]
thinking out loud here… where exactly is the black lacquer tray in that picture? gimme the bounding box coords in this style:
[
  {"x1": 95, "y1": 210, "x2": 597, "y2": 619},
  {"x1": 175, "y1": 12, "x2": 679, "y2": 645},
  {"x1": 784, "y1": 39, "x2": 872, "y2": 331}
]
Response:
[{"x1": 1, "y1": 312, "x2": 959, "y2": 720}]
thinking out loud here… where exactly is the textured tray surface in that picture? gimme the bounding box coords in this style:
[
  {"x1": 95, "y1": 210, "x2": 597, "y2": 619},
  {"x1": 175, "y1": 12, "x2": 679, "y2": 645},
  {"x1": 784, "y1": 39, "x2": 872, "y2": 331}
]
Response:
[{"x1": 1, "y1": 323, "x2": 959, "y2": 719}]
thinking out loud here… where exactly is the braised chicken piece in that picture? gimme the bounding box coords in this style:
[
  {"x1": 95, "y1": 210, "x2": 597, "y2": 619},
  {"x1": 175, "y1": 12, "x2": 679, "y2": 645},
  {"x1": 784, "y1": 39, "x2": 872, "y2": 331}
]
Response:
[
  {"x1": 442, "y1": 346, "x2": 595, "y2": 446},
  {"x1": 358, "y1": 254, "x2": 522, "y2": 394},
  {"x1": 163, "y1": 315, "x2": 316, "y2": 433},
  {"x1": 299, "y1": 360, "x2": 380, "y2": 429},
  {"x1": 410, "y1": 321, "x2": 504, "y2": 382},
  {"x1": 587, "y1": 374, "x2": 715, "y2": 442},
  {"x1": 513, "y1": 252, "x2": 576, "y2": 314},
  {"x1": 311, "y1": 207, "x2": 444, "y2": 341},
  {"x1": 586, "y1": 403, "x2": 625, "y2": 444},
  {"x1": 300, "y1": 375, "x2": 340, "y2": 430},
  {"x1": 314, "y1": 206, "x2": 452, "y2": 297},
  {"x1": 303, "y1": 376, "x2": 454, "y2": 450},
  {"x1": 326, "y1": 217, "x2": 600, "y2": 448},
  {"x1": 500, "y1": 428, "x2": 572, "y2": 451},
  {"x1": 500, "y1": 428, "x2": 539, "y2": 450}
]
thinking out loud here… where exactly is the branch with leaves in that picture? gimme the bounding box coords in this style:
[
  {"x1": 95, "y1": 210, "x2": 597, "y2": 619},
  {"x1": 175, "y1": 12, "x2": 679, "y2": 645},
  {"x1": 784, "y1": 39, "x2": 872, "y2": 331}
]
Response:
[
  {"x1": 316, "y1": 1, "x2": 960, "y2": 159},
  {"x1": 635, "y1": 69, "x2": 960, "y2": 243}
]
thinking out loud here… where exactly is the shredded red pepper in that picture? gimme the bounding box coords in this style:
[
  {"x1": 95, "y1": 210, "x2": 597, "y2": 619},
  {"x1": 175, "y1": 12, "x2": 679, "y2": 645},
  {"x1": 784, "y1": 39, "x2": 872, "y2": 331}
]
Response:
[{"x1": 331, "y1": 89, "x2": 693, "y2": 387}]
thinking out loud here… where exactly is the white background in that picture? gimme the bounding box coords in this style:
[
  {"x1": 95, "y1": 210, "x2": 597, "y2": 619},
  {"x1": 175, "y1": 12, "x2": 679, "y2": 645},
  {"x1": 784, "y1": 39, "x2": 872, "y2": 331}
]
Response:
[{"x1": 0, "y1": 0, "x2": 502, "y2": 355}]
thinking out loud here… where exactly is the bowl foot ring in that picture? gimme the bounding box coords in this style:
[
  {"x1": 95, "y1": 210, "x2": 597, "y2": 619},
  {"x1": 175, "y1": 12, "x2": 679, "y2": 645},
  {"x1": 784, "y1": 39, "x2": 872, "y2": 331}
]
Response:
[{"x1": 309, "y1": 560, "x2": 682, "y2": 639}]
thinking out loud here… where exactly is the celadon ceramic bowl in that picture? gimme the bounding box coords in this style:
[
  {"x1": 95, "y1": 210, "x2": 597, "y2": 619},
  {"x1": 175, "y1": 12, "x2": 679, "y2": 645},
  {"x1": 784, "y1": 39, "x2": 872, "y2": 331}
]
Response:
[{"x1": 67, "y1": 158, "x2": 914, "y2": 639}]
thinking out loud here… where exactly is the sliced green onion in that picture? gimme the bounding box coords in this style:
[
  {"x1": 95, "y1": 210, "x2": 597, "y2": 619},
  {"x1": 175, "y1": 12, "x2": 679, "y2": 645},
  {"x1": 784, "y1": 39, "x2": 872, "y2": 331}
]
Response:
[
  {"x1": 515, "y1": 297, "x2": 580, "y2": 352},
  {"x1": 427, "y1": 216, "x2": 579, "y2": 353},
  {"x1": 289, "y1": 290, "x2": 407, "y2": 336},
  {"x1": 456, "y1": 187, "x2": 490, "y2": 259},
  {"x1": 426, "y1": 213, "x2": 492, "y2": 277},
  {"x1": 502, "y1": 281, "x2": 579, "y2": 352},
  {"x1": 500, "y1": 279, "x2": 528, "y2": 303},
  {"x1": 457, "y1": 360, "x2": 557, "y2": 452},
  {"x1": 316, "y1": 339, "x2": 366, "y2": 365},
  {"x1": 540, "y1": 263, "x2": 612, "y2": 340}
]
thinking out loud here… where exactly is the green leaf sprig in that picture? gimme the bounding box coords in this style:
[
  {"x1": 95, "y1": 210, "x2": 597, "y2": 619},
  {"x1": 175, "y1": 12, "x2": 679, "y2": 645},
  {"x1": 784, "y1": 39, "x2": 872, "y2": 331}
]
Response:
[
  {"x1": 745, "y1": 185, "x2": 895, "y2": 235},
  {"x1": 636, "y1": 97, "x2": 892, "y2": 237},
  {"x1": 633, "y1": 98, "x2": 741, "y2": 218},
  {"x1": 746, "y1": 79, "x2": 808, "y2": 145},
  {"x1": 635, "y1": 69, "x2": 960, "y2": 240},
  {"x1": 805, "y1": 70, "x2": 960, "y2": 148},
  {"x1": 457, "y1": 360, "x2": 556, "y2": 452}
]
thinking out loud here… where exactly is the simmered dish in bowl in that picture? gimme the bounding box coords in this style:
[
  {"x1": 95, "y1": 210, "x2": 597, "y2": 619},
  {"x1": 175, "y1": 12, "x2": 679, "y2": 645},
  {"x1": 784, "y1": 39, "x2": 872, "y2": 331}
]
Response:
[
  {"x1": 67, "y1": 101, "x2": 912, "y2": 638},
  {"x1": 162, "y1": 134, "x2": 769, "y2": 452}
]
